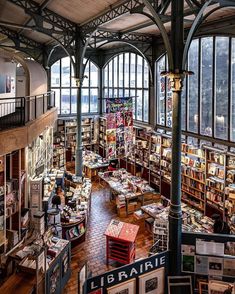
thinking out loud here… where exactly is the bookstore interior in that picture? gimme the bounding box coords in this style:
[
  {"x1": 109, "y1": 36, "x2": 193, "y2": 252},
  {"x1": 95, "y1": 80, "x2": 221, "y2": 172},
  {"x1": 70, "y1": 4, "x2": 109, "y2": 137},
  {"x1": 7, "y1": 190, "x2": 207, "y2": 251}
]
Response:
[{"x1": 1, "y1": 0, "x2": 235, "y2": 293}]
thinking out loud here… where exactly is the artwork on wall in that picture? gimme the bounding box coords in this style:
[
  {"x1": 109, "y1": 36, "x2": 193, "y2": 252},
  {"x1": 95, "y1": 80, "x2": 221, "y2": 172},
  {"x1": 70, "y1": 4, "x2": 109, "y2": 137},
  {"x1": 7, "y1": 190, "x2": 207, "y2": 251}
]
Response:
[
  {"x1": 107, "y1": 278, "x2": 136, "y2": 294},
  {"x1": 138, "y1": 268, "x2": 165, "y2": 294},
  {"x1": 6, "y1": 75, "x2": 11, "y2": 93},
  {"x1": 0, "y1": 75, "x2": 5, "y2": 94},
  {"x1": 105, "y1": 97, "x2": 133, "y2": 159}
]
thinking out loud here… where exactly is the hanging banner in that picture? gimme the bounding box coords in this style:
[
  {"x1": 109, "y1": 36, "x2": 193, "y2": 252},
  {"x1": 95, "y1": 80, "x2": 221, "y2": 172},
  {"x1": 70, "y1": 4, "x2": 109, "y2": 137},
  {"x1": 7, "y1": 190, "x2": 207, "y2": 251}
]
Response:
[{"x1": 105, "y1": 97, "x2": 133, "y2": 159}]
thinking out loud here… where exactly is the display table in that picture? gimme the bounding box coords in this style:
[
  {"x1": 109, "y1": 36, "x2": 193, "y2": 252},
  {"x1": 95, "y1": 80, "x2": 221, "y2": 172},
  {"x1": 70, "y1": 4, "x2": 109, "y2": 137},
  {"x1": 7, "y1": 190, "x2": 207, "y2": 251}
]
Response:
[
  {"x1": 104, "y1": 219, "x2": 139, "y2": 265},
  {"x1": 83, "y1": 150, "x2": 109, "y2": 180}
]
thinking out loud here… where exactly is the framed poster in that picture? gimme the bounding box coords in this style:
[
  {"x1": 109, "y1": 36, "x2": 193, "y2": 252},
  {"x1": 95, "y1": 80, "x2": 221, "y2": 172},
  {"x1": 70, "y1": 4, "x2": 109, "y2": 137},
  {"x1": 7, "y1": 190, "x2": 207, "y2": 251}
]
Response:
[
  {"x1": 208, "y1": 280, "x2": 235, "y2": 294},
  {"x1": 107, "y1": 278, "x2": 136, "y2": 294},
  {"x1": 138, "y1": 267, "x2": 165, "y2": 294},
  {"x1": 168, "y1": 276, "x2": 193, "y2": 294}
]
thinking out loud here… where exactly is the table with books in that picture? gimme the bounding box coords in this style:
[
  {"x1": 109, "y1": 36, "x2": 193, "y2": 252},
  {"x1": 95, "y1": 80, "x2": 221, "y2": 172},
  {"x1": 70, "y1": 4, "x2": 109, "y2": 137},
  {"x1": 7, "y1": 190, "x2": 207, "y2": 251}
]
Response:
[
  {"x1": 83, "y1": 150, "x2": 109, "y2": 179},
  {"x1": 99, "y1": 169, "x2": 156, "y2": 214},
  {"x1": 104, "y1": 219, "x2": 139, "y2": 265}
]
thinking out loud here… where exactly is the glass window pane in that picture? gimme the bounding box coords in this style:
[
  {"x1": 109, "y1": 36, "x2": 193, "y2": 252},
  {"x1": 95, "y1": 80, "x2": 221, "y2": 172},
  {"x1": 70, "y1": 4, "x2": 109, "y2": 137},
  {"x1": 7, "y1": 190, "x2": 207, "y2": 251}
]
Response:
[
  {"x1": 71, "y1": 64, "x2": 76, "y2": 87},
  {"x1": 188, "y1": 39, "x2": 199, "y2": 133},
  {"x1": 119, "y1": 88, "x2": 124, "y2": 97},
  {"x1": 81, "y1": 88, "x2": 89, "y2": 113},
  {"x1": 181, "y1": 80, "x2": 186, "y2": 131},
  {"x1": 54, "y1": 88, "x2": 60, "y2": 114},
  {"x1": 90, "y1": 88, "x2": 98, "y2": 112},
  {"x1": 83, "y1": 61, "x2": 89, "y2": 87},
  {"x1": 231, "y1": 38, "x2": 235, "y2": 141},
  {"x1": 61, "y1": 88, "x2": 70, "y2": 114},
  {"x1": 114, "y1": 88, "x2": 118, "y2": 97},
  {"x1": 51, "y1": 60, "x2": 60, "y2": 87},
  {"x1": 137, "y1": 55, "x2": 143, "y2": 87},
  {"x1": 130, "y1": 53, "x2": 136, "y2": 88},
  {"x1": 61, "y1": 57, "x2": 70, "y2": 87},
  {"x1": 113, "y1": 57, "x2": 118, "y2": 87},
  {"x1": 201, "y1": 37, "x2": 213, "y2": 136},
  {"x1": 71, "y1": 89, "x2": 77, "y2": 114},
  {"x1": 130, "y1": 89, "x2": 136, "y2": 119},
  {"x1": 119, "y1": 54, "x2": 124, "y2": 89},
  {"x1": 166, "y1": 77, "x2": 172, "y2": 127},
  {"x1": 124, "y1": 53, "x2": 129, "y2": 88},
  {"x1": 109, "y1": 61, "x2": 113, "y2": 88},
  {"x1": 90, "y1": 62, "x2": 98, "y2": 87},
  {"x1": 109, "y1": 88, "x2": 113, "y2": 97},
  {"x1": 144, "y1": 60, "x2": 149, "y2": 88},
  {"x1": 137, "y1": 89, "x2": 143, "y2": 121},
  {"x1": 104, "y1": 66, "x2": 108, "y2": 87},
  {"x1": 144, "y1": 90, "x2": 149, "y2": 122},
  {"x1": 156, "y1": 56, "x2": 166, "y2": 125},
  {"x1": 215, "y1": 37, "x2": 229, "y2": 140}
]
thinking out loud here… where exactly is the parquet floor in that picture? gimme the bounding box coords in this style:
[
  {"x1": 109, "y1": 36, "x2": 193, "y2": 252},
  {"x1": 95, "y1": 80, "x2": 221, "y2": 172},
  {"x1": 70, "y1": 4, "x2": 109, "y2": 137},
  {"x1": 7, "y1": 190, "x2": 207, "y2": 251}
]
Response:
[{"x1": 63, "y1": 183, "x2": 153, "y2": 293}]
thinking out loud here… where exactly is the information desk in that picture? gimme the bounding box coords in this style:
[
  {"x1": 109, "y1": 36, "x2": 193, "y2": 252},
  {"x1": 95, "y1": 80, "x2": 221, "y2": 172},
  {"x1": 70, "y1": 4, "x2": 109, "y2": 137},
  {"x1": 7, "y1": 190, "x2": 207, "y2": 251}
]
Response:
[{"x1": 104, "y1": 219, "x2": 139, "y2": 265}]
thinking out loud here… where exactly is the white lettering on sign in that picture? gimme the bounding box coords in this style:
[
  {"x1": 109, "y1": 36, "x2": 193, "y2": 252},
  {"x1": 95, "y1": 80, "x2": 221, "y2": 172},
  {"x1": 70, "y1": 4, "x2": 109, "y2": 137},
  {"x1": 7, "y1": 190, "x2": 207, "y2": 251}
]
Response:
[
  {"x1": 107, "y1": 274, "x2": 114, "y2": 284},
  {"x1": 129, "y1": 267, "x2": 138, "y2": 277},
  {"x1": 118, "y1": 271, "x2": 128, "y2": 281},
  {"x1": 145, "y1": 261, "x2": 154, "y2": 271}
]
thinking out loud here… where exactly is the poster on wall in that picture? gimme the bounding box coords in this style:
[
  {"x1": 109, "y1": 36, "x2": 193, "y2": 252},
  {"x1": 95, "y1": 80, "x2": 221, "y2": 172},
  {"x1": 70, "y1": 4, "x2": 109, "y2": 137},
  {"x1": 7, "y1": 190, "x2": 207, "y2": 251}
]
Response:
[
  {"x1": 105, "y1": 97, "x2": 133, "y2": 159},
  {"x1": 6, "y1": 75, "x2": 11, "y2": 93},
  {"x1": 0, "y1": 75, "x2": 5, "y2": 93}
]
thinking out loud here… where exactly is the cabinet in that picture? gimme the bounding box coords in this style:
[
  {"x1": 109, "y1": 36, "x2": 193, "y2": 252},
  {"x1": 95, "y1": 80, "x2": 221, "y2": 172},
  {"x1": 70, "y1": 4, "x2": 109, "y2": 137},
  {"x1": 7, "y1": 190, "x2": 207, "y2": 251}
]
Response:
[{"x1": 46, "y1": 240, "x2": 71, "y2": 294}]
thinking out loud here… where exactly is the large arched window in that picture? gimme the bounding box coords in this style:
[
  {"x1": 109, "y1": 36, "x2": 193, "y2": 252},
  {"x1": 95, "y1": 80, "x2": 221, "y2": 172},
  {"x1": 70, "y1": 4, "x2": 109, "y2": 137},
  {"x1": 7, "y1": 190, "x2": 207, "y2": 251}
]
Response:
[
  {"x1": 51, "y1": 57, "x2": 99, "y2": 115},
  {"x1": 103, "y1": 53, "x2": 149, "y2": 122},
  {"x1": 156, "y1": 36, "x2": 235, "y2": 142}
]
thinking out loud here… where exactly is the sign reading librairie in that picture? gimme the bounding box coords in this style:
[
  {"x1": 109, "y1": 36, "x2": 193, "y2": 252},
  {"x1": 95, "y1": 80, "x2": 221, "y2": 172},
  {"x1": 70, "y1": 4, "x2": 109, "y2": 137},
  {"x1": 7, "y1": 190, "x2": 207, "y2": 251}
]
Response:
[
  {"x1": 105, "y1": 97, "x2": 133, "y2": 159},
  {"x1": 83, "y1": 251, "x2": 168, "y2": 294}
]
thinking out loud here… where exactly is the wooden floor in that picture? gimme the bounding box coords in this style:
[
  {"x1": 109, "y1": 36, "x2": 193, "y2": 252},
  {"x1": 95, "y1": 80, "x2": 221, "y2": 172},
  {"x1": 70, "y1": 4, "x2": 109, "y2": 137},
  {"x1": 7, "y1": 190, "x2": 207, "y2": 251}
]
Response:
[{"x1": 63, "y1": 183, "x2": 153, "y2": 293}]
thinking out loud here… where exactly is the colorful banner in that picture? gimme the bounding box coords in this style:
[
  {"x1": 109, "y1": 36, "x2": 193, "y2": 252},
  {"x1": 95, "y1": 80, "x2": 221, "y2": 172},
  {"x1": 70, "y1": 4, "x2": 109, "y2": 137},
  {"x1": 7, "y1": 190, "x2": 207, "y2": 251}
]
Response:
[{"x1": 105, "y1": 98, "x2": 133, "y2": 159}]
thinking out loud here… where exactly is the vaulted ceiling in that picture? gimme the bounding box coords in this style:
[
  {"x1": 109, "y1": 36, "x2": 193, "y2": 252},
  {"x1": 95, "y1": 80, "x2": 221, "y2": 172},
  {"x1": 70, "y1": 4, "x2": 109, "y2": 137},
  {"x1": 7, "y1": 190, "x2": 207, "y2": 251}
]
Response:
[{"x1": 0, "y1": 0, "x2": 235, "y2": 61}]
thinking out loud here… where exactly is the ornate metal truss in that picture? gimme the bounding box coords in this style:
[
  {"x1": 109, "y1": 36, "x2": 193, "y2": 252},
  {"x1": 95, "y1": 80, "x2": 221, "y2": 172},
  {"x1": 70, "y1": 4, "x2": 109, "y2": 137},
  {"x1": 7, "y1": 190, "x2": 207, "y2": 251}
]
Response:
[
  {"x1": 89, "y1": 29, "x2": 153, "y2": 47},
  {"x1": 81, "y1": 0, "x2": 206, "y2": 34},
  {"x1": 6, "y1": 0, "x2": 76, "y2": 48},
  {"x1": 0, "y1": 25, "x2": 44, "y2": 61}
]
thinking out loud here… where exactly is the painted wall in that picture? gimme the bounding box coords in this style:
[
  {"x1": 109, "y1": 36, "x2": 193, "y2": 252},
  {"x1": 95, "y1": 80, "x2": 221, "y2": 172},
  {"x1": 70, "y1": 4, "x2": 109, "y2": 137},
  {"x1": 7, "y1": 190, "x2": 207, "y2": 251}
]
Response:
[{"x1": 25, "y1": 60, "x2": 47, "y2": 96}]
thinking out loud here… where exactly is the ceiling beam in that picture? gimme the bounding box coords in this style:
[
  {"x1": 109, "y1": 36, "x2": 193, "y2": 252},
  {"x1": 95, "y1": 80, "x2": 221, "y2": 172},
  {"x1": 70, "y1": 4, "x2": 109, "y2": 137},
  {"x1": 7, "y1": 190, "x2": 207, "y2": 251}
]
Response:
[
  {"x1": 81, "y1": 0, "x2": 155, "y2": 34},
  {"x1": 18, "y1": 0, "x2": 54, "y2": 35},
  {"x1": 6, "y1": 0, "x2": 76, "y2": 48}
]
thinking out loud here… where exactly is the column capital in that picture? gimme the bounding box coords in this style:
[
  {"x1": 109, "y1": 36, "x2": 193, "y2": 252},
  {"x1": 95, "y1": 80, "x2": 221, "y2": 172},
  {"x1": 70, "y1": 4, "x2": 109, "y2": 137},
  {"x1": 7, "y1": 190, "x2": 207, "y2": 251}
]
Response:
[{"x1": 168, "y1": 72, "x2": 184, "y2": 92}]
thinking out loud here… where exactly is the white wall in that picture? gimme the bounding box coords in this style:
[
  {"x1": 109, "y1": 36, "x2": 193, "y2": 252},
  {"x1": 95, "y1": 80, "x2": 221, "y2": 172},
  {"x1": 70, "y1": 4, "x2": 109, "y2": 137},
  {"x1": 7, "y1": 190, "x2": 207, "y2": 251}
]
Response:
[{"x1": 25, "y1": 60, "x2": 47, "y2": 96}]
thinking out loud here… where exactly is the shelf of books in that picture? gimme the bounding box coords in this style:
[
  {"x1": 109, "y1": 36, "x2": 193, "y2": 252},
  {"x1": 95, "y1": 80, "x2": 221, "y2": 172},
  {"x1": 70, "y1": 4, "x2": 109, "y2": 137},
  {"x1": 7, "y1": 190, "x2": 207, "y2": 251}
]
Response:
[
  {"x1": 181, "y1": 143, "x2": 206, "y2": 213},
  {"x1": 204, "y1": 146, "x2": 226, "y2": 217}
]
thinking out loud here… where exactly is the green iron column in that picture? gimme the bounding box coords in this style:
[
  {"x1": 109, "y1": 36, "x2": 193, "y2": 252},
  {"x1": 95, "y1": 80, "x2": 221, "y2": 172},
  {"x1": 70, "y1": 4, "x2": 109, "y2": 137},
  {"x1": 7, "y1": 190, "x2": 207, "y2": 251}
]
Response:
[
  {"x1": 168, "y1": 73, "x2": 184, "y2": 276},
  {"x1": 74, "y1": 36, "x2": 84, "y2": 178},
  {"x1": 168, "y1": 0, "x2": 184, "y2": 276}
]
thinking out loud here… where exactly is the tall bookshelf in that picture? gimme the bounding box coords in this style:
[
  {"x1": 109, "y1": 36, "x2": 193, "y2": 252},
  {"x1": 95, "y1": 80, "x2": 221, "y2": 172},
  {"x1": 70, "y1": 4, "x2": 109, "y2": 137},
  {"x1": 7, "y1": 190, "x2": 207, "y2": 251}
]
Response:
[
  {"x1": 55, "y1": 117, "x2": 98, "y2": 162},
  {"x1": 181, "y1": 143, "x2": 206, "y2": 213}
]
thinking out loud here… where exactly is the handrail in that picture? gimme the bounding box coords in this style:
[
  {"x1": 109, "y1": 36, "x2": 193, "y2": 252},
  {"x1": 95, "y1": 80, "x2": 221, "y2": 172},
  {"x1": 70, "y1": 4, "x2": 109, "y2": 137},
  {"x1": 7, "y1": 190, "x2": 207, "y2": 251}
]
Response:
[{"x1": 0, "y1": 91, "x2": 55, "y2": 131}]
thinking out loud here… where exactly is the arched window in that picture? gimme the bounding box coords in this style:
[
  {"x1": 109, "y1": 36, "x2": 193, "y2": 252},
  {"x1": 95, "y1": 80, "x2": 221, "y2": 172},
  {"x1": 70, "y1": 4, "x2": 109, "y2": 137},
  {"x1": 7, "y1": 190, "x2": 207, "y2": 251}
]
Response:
[
  {"x1": 51, "y1": 57, "x2": 99, "y2": 115},
  {"x1": 103, "y1": 53, "x2": 149, "y2": 122},
  {"x1": 156, "y1": 36, "x2": 235, "y2": 142}
]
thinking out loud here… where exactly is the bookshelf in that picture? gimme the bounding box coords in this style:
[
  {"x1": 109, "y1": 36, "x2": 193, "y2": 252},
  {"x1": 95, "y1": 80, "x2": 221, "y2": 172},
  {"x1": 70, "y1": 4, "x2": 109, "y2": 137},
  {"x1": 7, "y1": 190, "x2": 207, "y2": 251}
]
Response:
[
  {"x1": 160, "y1": 135, "x2": 172, "y2": 185},
  {"x1": 181, "y1": 143, "x2": 206, "y2": 213},
  {"x1": 204, "y1": 146, "x2": 226, "y2": 217},
  {"x1": 98, "y1": 117, "x2": 107, "y2": 158},
  {"x1": 149, "y1": 133, "x2": 161, "y2": 190},
  {"x1": 55, "y1": 117, "x2": 98, "y2": 162}
]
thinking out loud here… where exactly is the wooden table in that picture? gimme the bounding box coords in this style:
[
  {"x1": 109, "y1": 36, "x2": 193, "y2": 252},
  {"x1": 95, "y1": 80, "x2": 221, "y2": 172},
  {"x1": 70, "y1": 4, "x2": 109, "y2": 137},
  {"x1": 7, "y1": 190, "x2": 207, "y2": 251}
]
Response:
[{"x1": 104, "y1": 219, "x2": 139, "y2": 265}]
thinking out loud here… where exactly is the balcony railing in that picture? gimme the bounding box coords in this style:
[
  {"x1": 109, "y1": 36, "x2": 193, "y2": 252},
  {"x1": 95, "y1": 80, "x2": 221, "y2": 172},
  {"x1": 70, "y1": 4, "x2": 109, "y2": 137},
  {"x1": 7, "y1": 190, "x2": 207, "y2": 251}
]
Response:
[{"x1": 0, "y1": 91, "x2": 55, "y2": 131}]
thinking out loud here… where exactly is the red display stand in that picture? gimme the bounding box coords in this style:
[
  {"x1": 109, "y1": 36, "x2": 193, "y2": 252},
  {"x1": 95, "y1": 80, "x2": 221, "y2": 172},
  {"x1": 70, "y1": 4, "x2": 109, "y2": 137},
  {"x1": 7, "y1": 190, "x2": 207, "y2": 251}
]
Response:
[{"x1": 104, "y1": 219, "x2": 139, "y2": 265}]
